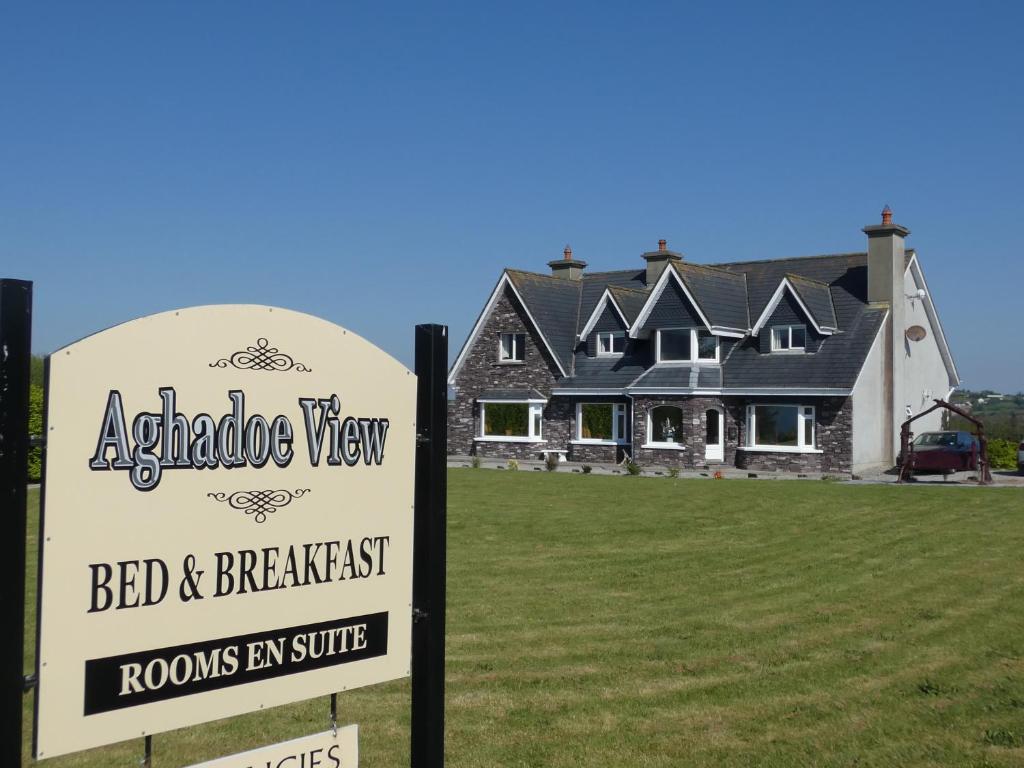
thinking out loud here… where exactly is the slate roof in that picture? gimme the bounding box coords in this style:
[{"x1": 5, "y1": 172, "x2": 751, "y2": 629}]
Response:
[
  {"x1": 630, "y1": 365, "x2": 724, "y2": 389},
  {"x1": 553, "y1": 355, "x2": 649, "y2": 391},
  {"x1": 459, "y1": 250, "x2": 909, "y2": 393},
  {"x1": 715, "y1": 253, "x2": 881, "y2": 388},
  {"x1": 786, "y1": 274, "x2": 838, "y2": 331},
  {"x1": 505, "y1": 270, "x2": 581, "y2": 373},
  {"x1": 578, "y1": 270, "x2": 647, "y2": 326},
  {"x1": 670, "y1": 262, "x2": 749, "y2": 330},
  {"x1": 607, "y1": 285, "x2": 648, "y2": 326}
]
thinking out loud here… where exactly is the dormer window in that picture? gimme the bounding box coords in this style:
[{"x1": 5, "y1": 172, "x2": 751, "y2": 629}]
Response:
[
  {"x1": 596, "y1": 332, "x2": 625, "y2": 356},
  {"x1": 655, "y1": 328, "x2": 720, "y2": 364},
  {"x1": 499, "y1": 332, "x2": 526, "y2": 362},
  {"x1": 771, "y1": 325, "x2": 806, "y2": 352}
]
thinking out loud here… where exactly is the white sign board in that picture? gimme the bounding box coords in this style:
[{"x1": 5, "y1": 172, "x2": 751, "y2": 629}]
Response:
[
  {"x1": 35, "y1": 306, "x2": 415, "y2": 758},
  {"x1": 184, "y1": 727, "x2": 358, "y2": 768}
]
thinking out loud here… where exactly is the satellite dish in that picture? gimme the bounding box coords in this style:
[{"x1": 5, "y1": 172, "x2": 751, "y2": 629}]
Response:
[{"x1": 906, "y1": 325, "x2": 927, "y2": 342}]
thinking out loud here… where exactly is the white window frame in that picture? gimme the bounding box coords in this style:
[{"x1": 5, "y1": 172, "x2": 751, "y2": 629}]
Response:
[
  {"x1": 596, "y1": 331, "x2": 625, "y2": 357},
  {"x1": 770, "y1": 325, "x2": 806, "y2": 352},
  {"x1": 498, "y1": 332, "x2": 526, "y2": 362},
  {"x1": 643, "y1": 405, "x2": 686, "y2": 450},
  {"x1": 476, "y1": 400, "x2": 545, "y2": 443},
  {"x1": 573, "y1": 402, "x2": 629, "y2": 445},
  {"x1": 655, "y1": 328, "x2": 720, "y2": 364},
  {"x1": 743, "y1": 403, "x2": 819, "y2": 453}
]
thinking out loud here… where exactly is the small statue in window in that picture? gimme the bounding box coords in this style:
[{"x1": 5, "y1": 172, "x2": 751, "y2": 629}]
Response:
[{"x1": 662, "y1": 418, "x2": 676, "y2": 443}]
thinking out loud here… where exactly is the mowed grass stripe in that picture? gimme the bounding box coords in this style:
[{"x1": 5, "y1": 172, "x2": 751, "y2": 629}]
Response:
[
  {"x1": 22, "y1": 473, "x2": 1024, "y2": 766},
  {"x1": 443, "y1": 472, "x2": 1024, "y2": 767}
]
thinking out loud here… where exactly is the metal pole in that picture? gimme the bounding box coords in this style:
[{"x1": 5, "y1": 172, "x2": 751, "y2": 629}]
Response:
[
  {"x1": 141, "y1": 734, "x2": 152, "y2": 767},
  {"x1": 0, "y1": 279, "x2": 32, "y2": 768},
  {"x1": 411, "y1": 324, "x2": 447, "y2": 768}
]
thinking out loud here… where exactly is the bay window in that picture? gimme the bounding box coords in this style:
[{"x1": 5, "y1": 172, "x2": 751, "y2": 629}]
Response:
[
  {"x1": 576, "y1": 403, "x2": 628, "y2": 444},
  {"x1": 655, "y1": 328, "x2": 719, "y2": 363},
  {"x1": 745, "y1": 404, "x2": 816, "y2": 451}
]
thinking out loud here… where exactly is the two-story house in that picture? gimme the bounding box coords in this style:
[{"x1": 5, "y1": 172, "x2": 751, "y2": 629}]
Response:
[{"x1": 447, "y1": 209, "x2": 959, "y2": 475}]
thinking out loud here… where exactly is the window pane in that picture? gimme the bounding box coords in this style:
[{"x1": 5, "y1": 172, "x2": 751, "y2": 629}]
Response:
[
  {"x1": 580, "y1": 404, "x2": 613, "y2": 440},
  {"x1": 484, "y1": 403, "x2": 529, "y2": 437},
  {"x1": 533, "y1": 410, "x2": 542, "y2": 438},
  {"x1": 754, "y1": 405, "x2": 798, "y2": 446},
  {"x1": 651, "y1": 406, "x2": 683, "y2": 444},
  {"x1": 803, "y1": 412, "x2": 813, "y2": 446},
  {"x1": 790, "y1": 326, "x2": 806, "y2": 349},
  {"x1": 611, "y1": 334, "x2": 625, "y2": 353},
  {"x1": 513, "y1": 334, "x2": 525, "y2": 360},
  {"x1": 500, "y1": 334, "x2": 512, "y2": 359},
  {"x1": 706, "y1": 409, "x2": 720, "y2": 444},
  {"x1": 772, "y1": 328, "x2": 789, "y2": 350},
  {"x1": 660, "y1": 329, "x2": 691, "y2": 361},
  {"x1": 697, "y1": 331, "x2": 717, "y2": 360}
]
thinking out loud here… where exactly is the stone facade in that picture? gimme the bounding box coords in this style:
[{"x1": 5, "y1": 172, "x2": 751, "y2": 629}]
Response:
[
  {"x1": 733, "y1": 396, "x2": 852, "y2": 475},
  {"x1": 567, "y1": 442, "x2": 621, "y2": 464},
  {"x1": 449, "y1": 284, "x2": 855, "y2": 475},
  {"x1": 631, "y1": 396, "x2": 736, "y2": 469},
  {"x1": 448, "y1": 285, "x2": 566, "y2": 458}
]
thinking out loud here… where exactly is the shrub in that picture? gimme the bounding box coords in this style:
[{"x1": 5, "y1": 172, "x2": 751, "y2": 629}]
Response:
[
  {"x1": 470, "y1": 456, "x2": 481, "y2": 469},
  {"x1": 713, "y1": 470, "x2": 724, "y2": 480},
  {"x1": 625, "y1": 459, "x2": 642, "y2": 476},
  {"x1": 28, "y1": 384, "x2": 43, "y2": 483},
  {"x1": 581, "y1": 464, "x2": 592, "y2": 474},
  {"x1": 667, "y1": 467, "x2": 680, "y2": 478},
  {"x1": 544, "y1": 453, "x2": 559, "y2": 472},
  {"x1": 986, "y1": 438, "x2": 1017, "y2": 470},
  {"x1": 507, "y1": 459, "x2": 519, "y2": 471}
]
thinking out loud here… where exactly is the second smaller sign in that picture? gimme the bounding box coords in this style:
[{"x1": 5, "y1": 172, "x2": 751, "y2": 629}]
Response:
[{"x1": 185, "y1": 726, "x2": 358, "y2": 768}]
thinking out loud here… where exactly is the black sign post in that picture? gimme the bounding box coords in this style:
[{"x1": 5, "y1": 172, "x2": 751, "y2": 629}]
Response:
[
  {"x1": 411, "y1": 324, "x2": 448, "y2": 768},
  {"x1": 0, "y1": 279, "x2": 32, "y2": 768}
]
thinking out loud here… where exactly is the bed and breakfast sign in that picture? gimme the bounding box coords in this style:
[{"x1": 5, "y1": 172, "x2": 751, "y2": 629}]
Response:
[{"x1": 34, "y1": 305, "x2": 416, "y2": 758}]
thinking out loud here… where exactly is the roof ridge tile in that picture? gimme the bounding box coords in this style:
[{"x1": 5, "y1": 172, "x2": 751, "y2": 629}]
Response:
[
  {"x1": 713, "y1": 251, "x2": 867, "y2": 267},
  {"x1": 673, "y1": 261, "x2": 748, "y2": 280}
]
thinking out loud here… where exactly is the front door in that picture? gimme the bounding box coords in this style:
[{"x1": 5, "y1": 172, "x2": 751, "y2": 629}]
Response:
[{"x1": 705, "y1": 408, "x2": 724, "y2": 462}]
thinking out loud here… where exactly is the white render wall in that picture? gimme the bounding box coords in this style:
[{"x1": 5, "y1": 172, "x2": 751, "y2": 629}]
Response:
[
  {"x1": 899, "y1": 264, "x2": 955, "y2": 438},
  {"x1": 852, "y1": 317, "x2": 888, "y2": 472}
]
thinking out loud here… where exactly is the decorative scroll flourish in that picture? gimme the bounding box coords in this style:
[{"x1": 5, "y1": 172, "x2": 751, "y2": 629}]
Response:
[
  {"x1": 208, "y1": 489, "x2": 311, "y2": 524},
  {"x1": 210, "y1": 338, "x2": 312, "y2": 372}
]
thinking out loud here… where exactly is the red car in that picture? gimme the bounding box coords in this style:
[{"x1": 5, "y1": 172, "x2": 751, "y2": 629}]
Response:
[{"x1": 899, "y1": 431, "x2": 980, "y2": 473}]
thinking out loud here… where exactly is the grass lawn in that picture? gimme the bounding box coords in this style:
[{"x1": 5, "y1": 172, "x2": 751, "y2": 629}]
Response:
[{"x1": 21, "y1": 472, "x2": 1024, "y2": 766}]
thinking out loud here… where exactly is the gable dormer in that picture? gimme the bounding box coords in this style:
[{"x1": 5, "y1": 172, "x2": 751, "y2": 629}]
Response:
[
  {"x1": 583, "y1": 296, "x2": 628, "y2": 357},
  {"x1": 630, "y1": 261, "x2": 749, "y2": 339},
  {"x1": 750, "y1": 275, "x2": 837, "y2": 354},
  {"x1": 635, "y1": 275, "x2": 705, "y2": 333}
]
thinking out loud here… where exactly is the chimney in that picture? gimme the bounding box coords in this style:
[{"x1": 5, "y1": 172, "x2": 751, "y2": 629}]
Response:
[
  {"x1": 641, "y1": 238, "x2": 683, "y2": 286},
  {"x1": 863, "y1": 205, "x2": 911, "y2": 464},
  {"x1": 864, "y1": 205, "x2": 910, "y2": 305},
  {"x1": 548, "y1": 245, "x2": 587, "y2": 281}
]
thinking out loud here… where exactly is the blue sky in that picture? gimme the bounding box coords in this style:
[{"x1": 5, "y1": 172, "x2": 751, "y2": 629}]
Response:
[{"x1": 2, "y1": 2, "x2": 1022, "y2": 391}]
